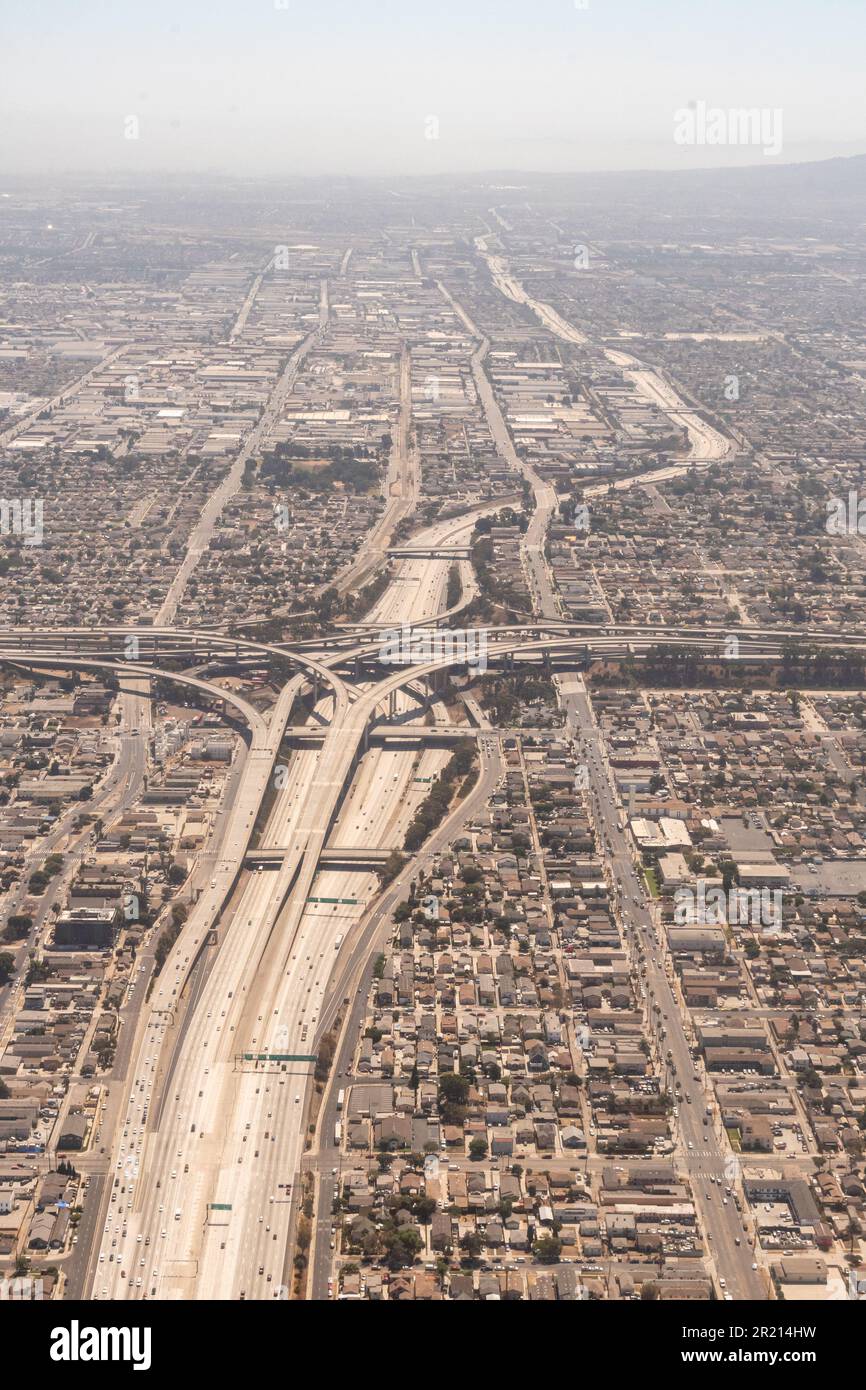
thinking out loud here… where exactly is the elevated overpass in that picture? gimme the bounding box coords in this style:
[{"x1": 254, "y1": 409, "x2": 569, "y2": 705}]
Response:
[
  {"x1": 0, "y1": 624, "x2": 347, "y2": 707},
  {"x1": 386, "y1": 544, "x2": 471, "y2": 559},
  {"x1": 246, "y1": 846, "x2": 394, "y2": 870},
  {"x1": 0, "y1": 652, "x2": 269, "y2": 741},
  {"x1": 282, "y1": 721, "x2": 480, "y2": 748}
]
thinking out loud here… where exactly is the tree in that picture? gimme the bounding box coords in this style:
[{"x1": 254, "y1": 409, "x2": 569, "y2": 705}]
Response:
[
  {"x1": 315, "y1": 1031, "x2": 336, "y2": 1083},
  {"x1": 5, "y1": 914, "x2": 32, "y2": 939},
  {"x1": 384, "y1": 1226, "x2": 422, "y2": 1270},
  {"x1": 459, "y1": 1231, "x2": 483, "y2": 1263},
  {"x1": 411, "y1": 1196, "x2": 436, "y2": 1223},
  {"x1": 438, "y1": 1072, "x2": 470, "y2": 1107},
  {"x1": 469, "y1": 1136, "x2": 488, "y2": 1160},
  {"x1": 533, "y1": 1236, "x2": 562, "y2": 1265},
  {"x1": 379, "y1": 851, "x2": 406, "y2": 886},
  {"x1": 0, "y1": 952, "x2": 15, "y2": 985}
]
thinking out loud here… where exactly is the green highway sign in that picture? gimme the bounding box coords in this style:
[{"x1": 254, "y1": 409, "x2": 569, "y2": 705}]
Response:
[
  {"x1": 209, "y1": 1204, "x2": 232, "y2": 1211},
  {"x1": 242, "y1": 1052, "x2": 317, "y2": 1063}
]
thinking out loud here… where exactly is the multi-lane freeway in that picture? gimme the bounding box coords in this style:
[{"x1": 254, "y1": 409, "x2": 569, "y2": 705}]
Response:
[
  {"x1": 74, "y1": 502, "x2": 489, "y2": 1301},
  {"x1": 0, "y1": 239, "x2": 794, "y2": 1306}
]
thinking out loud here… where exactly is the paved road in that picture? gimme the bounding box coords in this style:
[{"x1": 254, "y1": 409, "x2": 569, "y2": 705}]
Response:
[
  {"x1": 88, "y1": 503, "x2": 492, "y2": 1299},
  {"x1": 0, "y1": 686, "x2": 148, "y2": 1037},
  {"x1": 472, "y1": 240, "x2": 734, "y2": 500},
  {"x1": 308, "y1": 722, "x2": 504, "y2": 1299},
  {"x1": 559, "y1": 675, "x2": 764, "y2": 1300},
  {"x1": 437, "y1": 279, "x2": 560, "y2": 623},
  {"x1": 157, "y1": 320, "x2": 325, "y2": 627},
  {"x1": 14, "y1": 243, "x2": 764, "y2": 1304},
  {"x1": 335, "y1": 341, "x2": 417, "y2": 597}
]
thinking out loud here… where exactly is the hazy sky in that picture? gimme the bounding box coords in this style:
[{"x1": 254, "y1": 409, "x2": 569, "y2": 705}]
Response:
[{"x1": 2, "y1": 0, "x2": 865, "y2": 177}]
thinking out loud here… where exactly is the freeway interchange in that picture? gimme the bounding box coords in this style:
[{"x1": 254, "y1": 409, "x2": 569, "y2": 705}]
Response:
[
  {"x1": 2, "y1": 588, "x2": 860, "y2": 1299},
  {"x1": 0, "y1": 283, "x2": 857, "y2": 1303},
  {"x1": 3, "y1": 513, "x2": 499, "y2": 1301}
]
